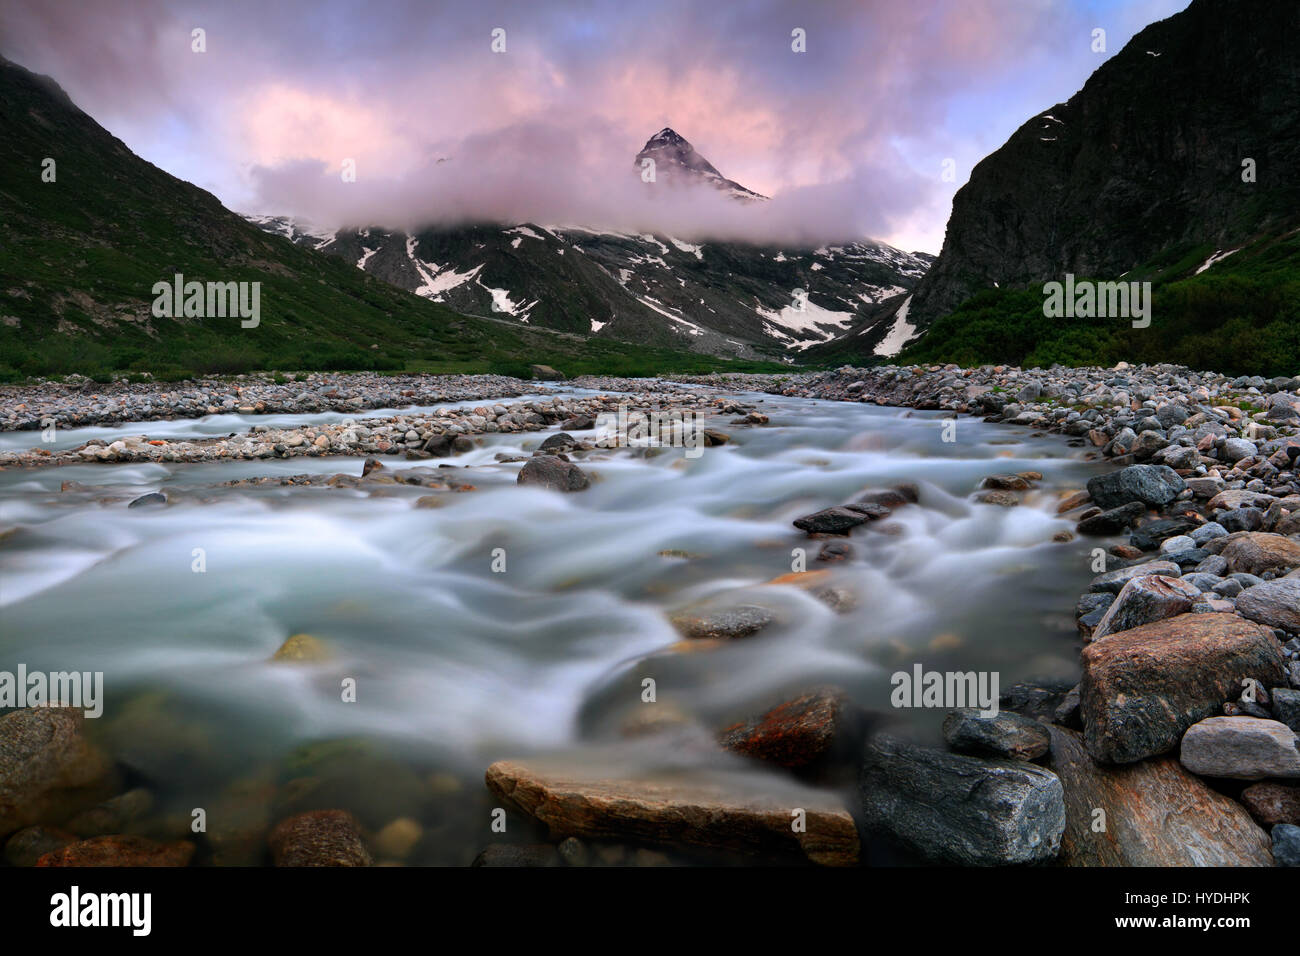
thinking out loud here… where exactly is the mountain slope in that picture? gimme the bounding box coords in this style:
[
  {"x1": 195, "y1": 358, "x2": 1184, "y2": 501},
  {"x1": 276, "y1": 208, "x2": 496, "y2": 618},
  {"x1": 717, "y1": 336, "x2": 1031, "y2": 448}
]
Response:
[
  {"x1": 247, "y1": 130, "x2": 933, "y2": 360},
  {"x1": 0, "y1": 57, "x2": 791, "y2": 380},
  {"x1": 904, "y1": 0, "x2": 1300, "y2": 335}
]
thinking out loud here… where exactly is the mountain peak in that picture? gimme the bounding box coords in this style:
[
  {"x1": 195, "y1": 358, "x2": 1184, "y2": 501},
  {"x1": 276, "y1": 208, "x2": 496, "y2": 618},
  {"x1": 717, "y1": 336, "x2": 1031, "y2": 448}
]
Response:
[
  {"x1": 634, "y1": 127, "x2": 767, "y2": 202},
  {"x1": 647, "y1": 127, "x2": 687, "y2": 146}
]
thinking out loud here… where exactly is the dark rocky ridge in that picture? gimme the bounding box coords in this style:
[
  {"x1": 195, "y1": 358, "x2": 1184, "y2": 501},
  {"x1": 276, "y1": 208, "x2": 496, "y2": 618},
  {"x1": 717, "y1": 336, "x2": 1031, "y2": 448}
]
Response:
[{"x1": 906, "y1": 0, "x2": 1300, "y2": 329}]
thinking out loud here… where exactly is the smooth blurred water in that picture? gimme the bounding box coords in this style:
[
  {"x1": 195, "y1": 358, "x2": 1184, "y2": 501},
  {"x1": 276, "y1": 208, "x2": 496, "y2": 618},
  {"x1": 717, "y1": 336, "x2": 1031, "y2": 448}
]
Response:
[{"x1": 0, "y1": 391, "x2": 1112, "y2": 862}]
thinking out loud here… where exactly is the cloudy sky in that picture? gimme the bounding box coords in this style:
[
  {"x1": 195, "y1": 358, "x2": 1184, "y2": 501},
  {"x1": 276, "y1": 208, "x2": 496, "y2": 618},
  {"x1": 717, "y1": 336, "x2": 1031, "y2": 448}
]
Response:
[{"x1": 2, "y1": 0, "x2": 1189, "y2": 252}]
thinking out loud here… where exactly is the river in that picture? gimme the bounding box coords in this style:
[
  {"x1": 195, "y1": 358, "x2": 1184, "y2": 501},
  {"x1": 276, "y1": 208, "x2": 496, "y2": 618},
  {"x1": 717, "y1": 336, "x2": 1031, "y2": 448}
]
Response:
[{"x1": 0, "y1": 387, "x2": 1113, "y2": 863}]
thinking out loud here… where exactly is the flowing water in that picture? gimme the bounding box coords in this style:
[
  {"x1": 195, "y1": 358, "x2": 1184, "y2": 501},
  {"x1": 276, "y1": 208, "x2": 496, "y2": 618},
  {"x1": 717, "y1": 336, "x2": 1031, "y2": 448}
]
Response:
[{"x1": 0, "y1": 389, "x2": 1113, "y2": 864}]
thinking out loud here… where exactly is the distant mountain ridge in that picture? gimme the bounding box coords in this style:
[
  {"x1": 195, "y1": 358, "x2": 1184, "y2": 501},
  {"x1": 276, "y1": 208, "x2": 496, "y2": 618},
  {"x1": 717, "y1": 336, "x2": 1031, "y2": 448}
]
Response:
[
  {"x1": 247, "y1": 128, "x2": 933, "y2": 359},
  {"x1": 0, "y1": 56, "x2": 769, "y2": 379}
]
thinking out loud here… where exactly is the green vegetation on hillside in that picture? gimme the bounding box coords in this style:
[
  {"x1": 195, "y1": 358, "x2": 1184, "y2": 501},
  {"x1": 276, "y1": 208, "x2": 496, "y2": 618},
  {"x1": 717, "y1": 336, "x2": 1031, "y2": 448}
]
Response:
[
  {"x1": 898, "y1": 230, "x2": 1300, "y2": 376},
  {"x1": 0, "y1": 58, "x2": 789, "y2": 384}
]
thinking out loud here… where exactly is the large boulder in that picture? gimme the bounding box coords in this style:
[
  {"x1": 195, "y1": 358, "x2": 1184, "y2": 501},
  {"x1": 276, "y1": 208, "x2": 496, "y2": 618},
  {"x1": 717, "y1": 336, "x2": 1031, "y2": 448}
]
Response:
[
  {"x1": 1091, "y1": 574, "x2": 1202, "y2": 639},
  {"x1": 1236, "y1": 578, "x2": 1300, "y2": 632},
  {"x1": 1086, "y1": 465, "x2": 1187, "y2": 510},
  {"x1": 1080, "y1": 613, "x2": 1286, "y2": 764},
  {"x1": 0, "y1": 708, "x2": 116, "y2": 840},
  {"x1": 517, "y1": 455, "x2": 590, "y2": 492},
  {"x1": 1178, "y1": 717, "x2": 1300, "y2": 779},
  {"x1": 1219, "y1": 532, "x2": 1300, "y2": 576},
  {"x1": 857, "y1": 735, "x2": 1064, "y2": 865},
  {"x1": 485, "y1": 759, "x2": 859, "y2": 866},
  {"x1": 1046, "y1": 726, "x2": 1274, "y2": 866}
]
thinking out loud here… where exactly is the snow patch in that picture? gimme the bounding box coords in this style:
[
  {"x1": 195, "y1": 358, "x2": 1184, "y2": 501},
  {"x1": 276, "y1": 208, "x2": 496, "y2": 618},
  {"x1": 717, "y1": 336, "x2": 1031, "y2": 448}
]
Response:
[
  {"x1": 872, "y1": 295, "x2": 916, "y2": 357},
  {"x1": 668, "y1": 236, "x2": 703, "y2": 259},
  {"x1": 637, "y1": 296, "x2": 706, "y2": 336},
  {"x1": 1195, "y1": 248, "x2": 1238, "y2": 274}
]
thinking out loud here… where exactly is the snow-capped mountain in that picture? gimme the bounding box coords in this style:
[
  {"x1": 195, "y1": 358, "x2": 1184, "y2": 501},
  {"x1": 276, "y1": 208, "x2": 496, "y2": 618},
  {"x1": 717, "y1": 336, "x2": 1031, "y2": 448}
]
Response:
[
  {"x1": 634, "y1": 127, "x2": 768, "y2": 202},
  {"x1": 245, "y1": 130, "x2": 933, "y2": 359}
]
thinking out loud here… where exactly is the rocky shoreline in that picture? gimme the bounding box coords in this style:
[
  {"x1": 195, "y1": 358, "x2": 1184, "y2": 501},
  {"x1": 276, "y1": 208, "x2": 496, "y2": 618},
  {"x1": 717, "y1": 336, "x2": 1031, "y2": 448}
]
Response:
[
  {"x1": 3, "y1": 361, "x2": 1299, "y2": 867},
  {"x1": 0, "y1": 387, "x2": 752, "y2": 469},
  {"x1": 0, "y1": 372, "x2": 551, "y2": 433}
]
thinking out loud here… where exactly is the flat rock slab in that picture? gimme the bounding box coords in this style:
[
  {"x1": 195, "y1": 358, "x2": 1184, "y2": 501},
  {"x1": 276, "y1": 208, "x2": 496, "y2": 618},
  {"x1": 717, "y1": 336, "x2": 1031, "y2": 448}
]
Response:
[
  {"x1": 1080, "y1": 613, "x2": 1286, "y2": 764},
  {"x1": 36, "y1": 835, "x2": 195, "y2": 867},
  {"x1": 1088, "y1": 560, "x2": 1180, "y2": 594},
  {"x1": 1179, "y1": 717, "x2": 1300, "y2": 780},
  {"x1": 485, "y1": 759, "x2": 859, "y2": 866},
  {"x1": 1047, "y1": 726, "x2": 1274, "y2": 866},
  {"x1": 857, "y1": 735, "x2": 1064, "y2": 865}
]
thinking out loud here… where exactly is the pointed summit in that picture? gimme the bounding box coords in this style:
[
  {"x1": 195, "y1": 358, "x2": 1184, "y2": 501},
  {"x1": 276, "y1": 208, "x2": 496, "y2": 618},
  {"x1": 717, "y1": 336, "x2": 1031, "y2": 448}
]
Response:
[{"x1": 634, "y1": 127, "x2": 767, "y2": 202}]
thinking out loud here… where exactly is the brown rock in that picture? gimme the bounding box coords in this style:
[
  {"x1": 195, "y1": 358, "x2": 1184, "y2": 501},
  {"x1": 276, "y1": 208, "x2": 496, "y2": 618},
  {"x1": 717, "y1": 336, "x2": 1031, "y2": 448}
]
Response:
[
  {"x1": 1080, "y1": 613, "x2": 1286, "y2": 764},
  {"x1": 981, "y1": 474, "x2": 1032, "y2": 491},
  {"x1": 36, "y1": 835, "x2": 195, "y2": 867},
  {"x1": 719, "y1": 689, "x2": 860, "y2": 770},
  {"x1": 1239, "y1": 782, "x2": 1300, "y2": 827},
  {"x1": 268, "y1": 810, "x2": 372, "y2": 867},
  {"x1": 763, "y1": 570, "x2": 856, "y2": 613},
  {"x1": 517, "y1": 455, "x2": 590, "y2": 492},
  {"x1": 485, "y1": 759, "x2": 859, "y2": 866},
  {"x1": 1219, "y1": 532, "x2": 1300, "y2": 575},
  {"x1": 1046, "y1": 727, "x2": 1274, "y2": 866},
  {"x1": 0, "y1": 708, "x2": 116, "y2": 839},
  {"x1": 1057, "y1": 490, "x2": 1092, "y2": 513}
]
